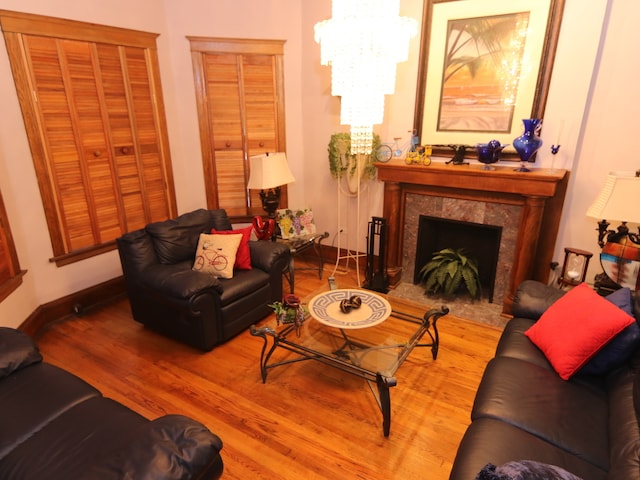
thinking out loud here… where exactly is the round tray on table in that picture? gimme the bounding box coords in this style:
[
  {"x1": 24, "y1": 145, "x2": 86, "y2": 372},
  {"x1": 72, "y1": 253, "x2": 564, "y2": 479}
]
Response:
[{"x1": 308, "y1": 289, "x2": 392, "y2": 329}]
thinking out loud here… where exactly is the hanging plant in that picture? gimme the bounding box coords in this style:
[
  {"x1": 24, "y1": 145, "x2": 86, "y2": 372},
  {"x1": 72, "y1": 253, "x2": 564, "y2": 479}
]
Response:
[
  {"x1": 327, "y1": 132, "x2": 381, "y2": 181},
  {"x1": 419, "y1": 248, "x2": 481, "y2": 300}
]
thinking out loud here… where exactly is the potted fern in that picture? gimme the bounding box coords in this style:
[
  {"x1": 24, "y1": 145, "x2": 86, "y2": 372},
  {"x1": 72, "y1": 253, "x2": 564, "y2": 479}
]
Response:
[{"x1": 419, "y1": 248, "x2": 481, "y2": 300}]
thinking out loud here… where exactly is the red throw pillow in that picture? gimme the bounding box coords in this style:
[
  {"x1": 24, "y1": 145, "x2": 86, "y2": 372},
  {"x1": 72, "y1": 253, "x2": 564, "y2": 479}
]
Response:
[
  {"x1": 211, "y1": 225, "x2": 252, "y2": 270},
  {"x1": 524, "y1": 283, "x2": 635, "y2": 380}
]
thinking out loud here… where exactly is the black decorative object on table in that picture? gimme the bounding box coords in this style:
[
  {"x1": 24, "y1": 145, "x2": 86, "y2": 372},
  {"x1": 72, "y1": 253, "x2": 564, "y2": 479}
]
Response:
[{"x1": 434, "y1": 144, "x2": 472, "y2": 165}]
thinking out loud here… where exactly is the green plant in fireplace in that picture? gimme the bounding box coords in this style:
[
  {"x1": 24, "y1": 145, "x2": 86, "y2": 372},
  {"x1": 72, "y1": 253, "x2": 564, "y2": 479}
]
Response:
[{"x1": 419, "y1": 248, "x2": 481, "y2": 299}]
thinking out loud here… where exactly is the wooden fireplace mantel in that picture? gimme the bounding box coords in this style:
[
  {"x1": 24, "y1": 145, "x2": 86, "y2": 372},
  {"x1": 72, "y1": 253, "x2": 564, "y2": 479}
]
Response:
[{"x1": 376, "y1": 161, "x2": 569, "y2": 313}]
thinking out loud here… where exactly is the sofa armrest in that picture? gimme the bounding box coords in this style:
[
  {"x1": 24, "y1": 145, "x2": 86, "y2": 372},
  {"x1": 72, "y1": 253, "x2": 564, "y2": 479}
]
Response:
[
  {"x1": 511, "y1": 280, "x2": 565, "y2": 320},
  {"x1": 83, "y1": 415, "x2": 223, "y2": 480},
  {"x1": 249, "y1": 240, "x2": 290, "y2": 272},
  {"x1": 141, "y1": 263, "x2": 224, "y2": 299},
  {"x1": 0, "y1": 327, "x2": 42, "y2": 379}
]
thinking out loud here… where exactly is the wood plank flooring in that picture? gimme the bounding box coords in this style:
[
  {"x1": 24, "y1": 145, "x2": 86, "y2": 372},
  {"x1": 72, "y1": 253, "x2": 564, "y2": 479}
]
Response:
[{"x1": 35, "y1": 260, "x2": 503, "y2": 480}]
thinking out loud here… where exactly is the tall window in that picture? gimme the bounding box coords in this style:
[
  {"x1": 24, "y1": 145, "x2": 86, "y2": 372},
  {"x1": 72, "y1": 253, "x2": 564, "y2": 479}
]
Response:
[{"x1": 0, "y1": 11, "x2": 177, "y2": 265}]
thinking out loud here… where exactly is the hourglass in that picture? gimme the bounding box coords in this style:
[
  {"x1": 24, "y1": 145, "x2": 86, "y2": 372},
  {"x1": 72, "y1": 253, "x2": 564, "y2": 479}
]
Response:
[{"x1": 558, "y1": 247, "x2": 593, "y2": 289}]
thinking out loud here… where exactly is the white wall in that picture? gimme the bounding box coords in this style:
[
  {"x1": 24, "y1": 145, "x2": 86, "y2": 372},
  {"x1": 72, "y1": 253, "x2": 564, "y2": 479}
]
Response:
[
  {"x1": 0, "y1": 0, "x2": 635, "y2": 327},
  {"x1": 555, "y1": 0, "x2": 640, "y2": 283}
]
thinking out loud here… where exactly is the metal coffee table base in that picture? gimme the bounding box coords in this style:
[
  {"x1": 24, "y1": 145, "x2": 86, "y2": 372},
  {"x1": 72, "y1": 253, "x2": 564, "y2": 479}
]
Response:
[{"x1": 250, "y1": 306, "x2": 448, "y2": 437}]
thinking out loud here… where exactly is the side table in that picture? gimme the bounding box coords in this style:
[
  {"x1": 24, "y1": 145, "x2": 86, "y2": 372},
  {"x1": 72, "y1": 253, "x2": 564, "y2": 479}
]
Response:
[{"x1": 277, "y1": 232, "x2": 329, "y2": 293}]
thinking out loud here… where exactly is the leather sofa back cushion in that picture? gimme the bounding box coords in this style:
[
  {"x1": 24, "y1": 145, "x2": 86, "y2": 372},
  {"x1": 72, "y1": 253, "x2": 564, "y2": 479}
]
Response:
[
  {"x1": 0, "y1": 328, "x2": 42, "y2": 379},
  {"x1": 146, "y1": 210, "x2": 214, "y2": 264}
]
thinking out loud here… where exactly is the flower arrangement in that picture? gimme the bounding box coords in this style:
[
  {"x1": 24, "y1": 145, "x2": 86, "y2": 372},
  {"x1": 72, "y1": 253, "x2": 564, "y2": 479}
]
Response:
[{"x1": 269, "y1": 294, "x2": 308, "y2": 336}]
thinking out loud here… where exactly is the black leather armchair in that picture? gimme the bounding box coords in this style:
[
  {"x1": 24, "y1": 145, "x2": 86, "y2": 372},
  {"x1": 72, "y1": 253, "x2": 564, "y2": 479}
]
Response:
[{"x1": 116, "y1": 209, "x2": 290, "y2": 351}]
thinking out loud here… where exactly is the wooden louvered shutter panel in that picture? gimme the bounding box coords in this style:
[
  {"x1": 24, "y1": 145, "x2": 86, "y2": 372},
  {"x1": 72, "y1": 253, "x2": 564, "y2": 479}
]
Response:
[
  {"x1": 243, "y1": 54, "x2": 280, "y2": 213},
  {"x1": 1, "y1": 11, "x2": 176, "y2": 265},
  {"x1": 205, "y1": 53, "x2": 247, "y2": 216},
  {"x1": 190, "y1": 37, "x2": 287, "y2": 220}
]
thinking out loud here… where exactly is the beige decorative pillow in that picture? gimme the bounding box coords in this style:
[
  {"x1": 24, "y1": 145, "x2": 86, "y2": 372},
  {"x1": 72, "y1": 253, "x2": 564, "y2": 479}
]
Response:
[{"x1": 192, "y1": 233, "x2": 242, "y2": 279}]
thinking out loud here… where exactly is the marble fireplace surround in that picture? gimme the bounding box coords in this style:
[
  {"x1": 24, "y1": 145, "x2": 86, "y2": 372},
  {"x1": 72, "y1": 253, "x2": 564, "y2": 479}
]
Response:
[{"x1": 376, "y1": 162, "x2": 569, "y2": 314}]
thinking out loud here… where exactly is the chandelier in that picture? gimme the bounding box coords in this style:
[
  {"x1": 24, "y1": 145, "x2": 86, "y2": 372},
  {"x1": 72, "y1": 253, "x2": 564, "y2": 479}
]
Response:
[{"x1": 314, "y1": 0, "x2": 418, "y2": 154}]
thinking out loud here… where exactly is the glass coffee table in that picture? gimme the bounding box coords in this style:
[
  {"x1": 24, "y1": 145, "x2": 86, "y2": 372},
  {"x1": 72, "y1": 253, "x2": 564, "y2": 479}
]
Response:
[{"x1": 250, "y1": 288, "x2": 448, "y2": 436}]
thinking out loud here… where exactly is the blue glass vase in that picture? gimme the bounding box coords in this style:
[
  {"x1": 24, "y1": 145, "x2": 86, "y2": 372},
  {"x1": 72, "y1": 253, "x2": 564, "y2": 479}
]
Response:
[
  {"x1": 476, "y1": 140, "x2": 509, "y2": 170},
  {"x1": 513, "y1": 119, "x2": 543, "y2": 172}
]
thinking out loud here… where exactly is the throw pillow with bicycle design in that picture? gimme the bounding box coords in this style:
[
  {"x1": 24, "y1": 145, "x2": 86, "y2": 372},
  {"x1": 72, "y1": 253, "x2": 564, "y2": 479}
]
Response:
[{"x1": 192, "y1": 233, "x2": 243, "y2": 279}]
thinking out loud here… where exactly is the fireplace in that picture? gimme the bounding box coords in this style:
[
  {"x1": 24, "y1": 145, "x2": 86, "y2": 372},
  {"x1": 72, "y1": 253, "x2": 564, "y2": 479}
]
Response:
[
  {"x1": 414, "y1": 216, "x2": 502, "y2": 302},
  {"x1": 375, "y1": 162, "x2": 569, "y2": 313}
]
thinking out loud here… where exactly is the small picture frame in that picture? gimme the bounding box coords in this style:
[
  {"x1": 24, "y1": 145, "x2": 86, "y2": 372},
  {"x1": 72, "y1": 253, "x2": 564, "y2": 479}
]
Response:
[{"x1": 277, "y1": 208, "x2": 316, "y2": 239}]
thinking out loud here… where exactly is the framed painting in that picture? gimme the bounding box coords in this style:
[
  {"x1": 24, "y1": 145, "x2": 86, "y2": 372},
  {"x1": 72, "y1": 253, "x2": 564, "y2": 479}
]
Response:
[{"x1": 414, "y1": 0, "x2": 565, "y2": 159}]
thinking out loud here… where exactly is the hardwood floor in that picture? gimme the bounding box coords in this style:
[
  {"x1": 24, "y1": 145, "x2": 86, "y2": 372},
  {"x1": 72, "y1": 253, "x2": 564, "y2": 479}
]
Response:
[{"x1": 35, "y1": 260, "x2": 503, "y2": 480}]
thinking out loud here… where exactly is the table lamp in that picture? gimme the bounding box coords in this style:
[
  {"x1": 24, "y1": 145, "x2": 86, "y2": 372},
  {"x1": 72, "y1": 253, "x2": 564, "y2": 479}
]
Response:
[
  {"x1": 247, "y1": 152, "x2": 295, "y2": 240},
  {"x1": 586, "y1": 170, "x2": 640, "y2": 292}
]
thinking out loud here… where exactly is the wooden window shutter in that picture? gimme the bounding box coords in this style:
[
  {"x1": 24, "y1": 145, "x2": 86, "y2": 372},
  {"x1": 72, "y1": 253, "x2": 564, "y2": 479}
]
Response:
[
  {"x1": 0, "y1": 10, "x2": 177, "y2": 265},
  {"x1": 0, "y1": 190, "x2": 24, "y2": 302},
  {"x1": 189, "y1": 37, "x2": 287, "y2": 220}
]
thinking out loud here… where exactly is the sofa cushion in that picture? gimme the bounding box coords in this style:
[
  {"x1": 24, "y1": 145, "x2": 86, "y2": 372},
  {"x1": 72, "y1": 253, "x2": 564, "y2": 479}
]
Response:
[
  {"x1": 212, "y1": 225, "x2": 252, "y2": 270},
  {"x1": 511, "y1": 280, "x2": 565, "y2": 320},
  {"x1": 0, "y1": 363, "x2": 101, "y2": 460},
  {"x1": 192, "y1": 233, "x2": 242, "y2": 279},
  {"x1": 476, "y1": 460, "x2": 583, "y2": 480},
  {"x1": 142, "y1": 262, "x2": 223, "y2": 298},
  {"x1": 0, "y1": 397, "x2": 147, "y2": 479},
  {"x1": 524, "y1": 283, "x2": 635, "y2": 380},
  {"x1": 580, "y1": 288, "x2": 640, "y2": 376},
  {"x1": 0, "y1": 328, "x2": 42, "y2": 379},
  {"x1": 471, "y1": 357, "x2": 609, "y2": 470},
  {"x1": 146, "y1": 209, "x2": 212, "y2": 264},
  {"x1": 494, "y1": 318, "x2": 552, "y2": 370},
  {"x1": 606, "y1": 368, "x2": 640, "y2": 479},
  {"x1": 449, "y1": 418, "x2": 607, "y2": 480}
]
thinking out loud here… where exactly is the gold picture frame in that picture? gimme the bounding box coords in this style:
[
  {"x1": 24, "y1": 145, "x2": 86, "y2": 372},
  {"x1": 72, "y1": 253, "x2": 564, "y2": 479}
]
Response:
[{"x1": 414, "y1": 0, "x2": 565, "y2": 160}]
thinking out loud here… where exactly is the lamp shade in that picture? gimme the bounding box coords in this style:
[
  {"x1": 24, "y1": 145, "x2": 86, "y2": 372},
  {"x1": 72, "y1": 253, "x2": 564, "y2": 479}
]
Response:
[
  {"x1": 586, "y1": 170, "x2": 640, "y2": 224},
  {"x1": 247, "y1": 152, "x2": 295, "y2": 190}
]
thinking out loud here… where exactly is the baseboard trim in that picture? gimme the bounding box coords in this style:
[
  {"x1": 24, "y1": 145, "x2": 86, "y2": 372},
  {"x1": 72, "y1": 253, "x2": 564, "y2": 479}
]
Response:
[{"x1": 20, "y1": 276, "x2": 126, "y2": 338}]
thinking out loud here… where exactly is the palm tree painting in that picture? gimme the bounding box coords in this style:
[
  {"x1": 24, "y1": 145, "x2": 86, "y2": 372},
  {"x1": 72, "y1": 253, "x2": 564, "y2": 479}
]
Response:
[{"x1": 438, "y1": 12, "x2": 530, "y2": 133}]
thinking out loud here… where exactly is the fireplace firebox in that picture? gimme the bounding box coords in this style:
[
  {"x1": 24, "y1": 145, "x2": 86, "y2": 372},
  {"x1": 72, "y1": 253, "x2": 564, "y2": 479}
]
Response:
[{"x1": 414, "y1": 216, "x2": 502, "y2": 302}]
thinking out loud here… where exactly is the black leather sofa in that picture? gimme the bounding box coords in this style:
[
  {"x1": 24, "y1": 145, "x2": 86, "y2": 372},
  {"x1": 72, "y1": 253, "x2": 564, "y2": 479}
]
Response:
[
  {"x1": 450, "y1": 280, "x2": 640, "y2": 480},
  {"x1": 0, "y1": 327, "x2": 223, "y2": 479},
  {"x1": 117, "y1": 209, "x2": 290, "y2": 351}
]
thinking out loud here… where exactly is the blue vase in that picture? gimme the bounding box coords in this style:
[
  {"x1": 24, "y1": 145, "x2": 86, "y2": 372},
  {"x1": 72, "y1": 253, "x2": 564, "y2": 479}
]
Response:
[
  {"x1": 476, "y1": 140, "x2": 509, "y2": 170},
  {"x1": 513, "y1": 119, "x2": 543, "y2": 172}
]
